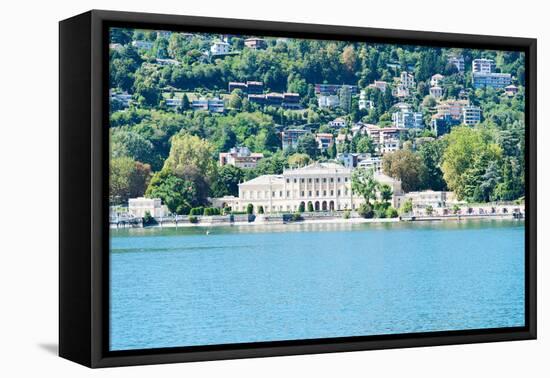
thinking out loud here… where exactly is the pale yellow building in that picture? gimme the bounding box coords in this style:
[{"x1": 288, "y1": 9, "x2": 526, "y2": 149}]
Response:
[{"x1": 212, "y1": 162, "x2": 403, "y2": 213}]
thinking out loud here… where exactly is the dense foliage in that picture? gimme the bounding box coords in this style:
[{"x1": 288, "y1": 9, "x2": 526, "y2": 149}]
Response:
[{"x1": 109, "y1": 27, "x2": 526, "y2": 211}]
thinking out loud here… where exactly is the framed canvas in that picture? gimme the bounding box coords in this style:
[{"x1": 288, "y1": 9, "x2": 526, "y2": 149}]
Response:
[{"x1": 59, "y1": 10, "x2": 537, "y2": 368}]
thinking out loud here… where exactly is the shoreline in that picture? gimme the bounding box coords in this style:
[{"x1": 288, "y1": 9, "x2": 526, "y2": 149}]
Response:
[{"x1": 110, "y1": 213, "x2": 523, "y2": 229}]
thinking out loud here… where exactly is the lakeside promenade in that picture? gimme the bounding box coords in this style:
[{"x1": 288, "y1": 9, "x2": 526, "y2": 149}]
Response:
[{"x1": 110, "y1": 204, "x2": 525, "y2": 229}]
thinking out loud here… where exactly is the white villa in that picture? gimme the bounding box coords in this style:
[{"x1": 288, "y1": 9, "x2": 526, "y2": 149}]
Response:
[
  {"x1": 128, "y1": 197, "x2": 168, "y2": 218},
  {"x1": 395, "y1": 191, "x2": 458, "y2": 210},
  {"x1": 210, "y1": 40, "x2": 230, "y2": 56},
  {"x1": 212, "y1": 162, "x2": 403, "y2": 213}
]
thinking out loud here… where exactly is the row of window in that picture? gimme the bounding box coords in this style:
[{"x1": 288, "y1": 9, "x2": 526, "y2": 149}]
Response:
[
  {"x1": 285, "y1": 176, "x2": 349, "y2": 184},
  {"x1": 244, "y1": 189, "x2": 350, "y2": 199},
  {"x1": 299, "y1": 189, "x2": 349, "y2": 197},
  {"x1": 239, "y1": 202, "x2": 357, "y2": 212}
]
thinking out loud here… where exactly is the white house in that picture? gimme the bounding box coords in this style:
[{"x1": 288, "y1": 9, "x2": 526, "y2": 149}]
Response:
[
  {"x1": 505, "y1": 84, "x2": 519, "y2": 96},
  {"x1": 448, "y1": 55, "x2": 465, "y2": 72},
  {"x1": 357, "y1": 156, "x2": 382, "y2": 173},
  {"x1": 429, "y1": 86, "x2": 443, "y2": 99},
  {"x1": 156, "y1": 58, "x2": 179, "y2": 66},
  {"x1": 399, "y1": 71, "x2": 415, "y2": 88},
  {"x1": 131, "y1": 40, "x2": 154, "y2": 50},
  {"x1": 472, "y1": 58, "x2": 496, "y2": 74},
  {"x1": 358, "y1": 90, "x2": 374, "y2": 110},
  {"x1": 318, "y1": 94, "x2": 340, "y2": 109},
  {"x1": 396, "y1": 191, "x2": 458, "y2": 210},
  {"x1": 210, "y1": 40, "x2": 230, "y2": 56},
  {"x1": 329, "y1": 117, "x2": 348, "y2": 128},
  {"x1": 219, "y1": 147, "x2": 264, "y2": 169},
  {"x1": 128, "y1": 198, "x2": 168, "y2": 218},
  {"x1": 368, "y1": 80, "x2": 388, "y2": 92}
]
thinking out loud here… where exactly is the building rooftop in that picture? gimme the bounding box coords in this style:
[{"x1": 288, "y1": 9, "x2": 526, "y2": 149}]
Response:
[
  {"x1": 239, "y1": 174, "x2": 284, "y2": 186},
  {"x1": 284, "y1": 162, "x2": 350, "y2": 176}
]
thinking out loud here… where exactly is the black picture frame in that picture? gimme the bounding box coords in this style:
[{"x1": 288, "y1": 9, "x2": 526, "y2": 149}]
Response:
[{"x1": 59, "y1": 9, "x2": 537, "y2": 368}]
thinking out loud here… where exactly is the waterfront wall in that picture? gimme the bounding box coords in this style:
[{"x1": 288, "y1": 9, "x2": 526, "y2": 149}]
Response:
[{"x1": 110, "y1": 205, "x2": 524, "y2": 229}]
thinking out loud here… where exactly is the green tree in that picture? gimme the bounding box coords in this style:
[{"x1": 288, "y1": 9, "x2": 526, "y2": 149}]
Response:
[
  {"x1": 355, "y1": 136, "x2": 375, "y2": 154},
  {"x1": 212, "y1": 126, "x2": 237, "y2": 153},
  {"x1": 342, "y1": 45, "x2": 358, "y2": 73},
  {"x1": 211, "y1": 164, "x2": 244, "y2": 197},
  {"x1": 163, "y1": 133, "x2": 217, "y2": 180},
  {"x1": 327, "y1": 140, "x2": 337, "y2": 159},
  {"x1": 494, "y1": 157, "x2": 523, "y2": 201},
  {"x1": 110, "y1": 156, "x2": 152, "y2": 205},
  {"x1": 379, "y1": 184, "x2": 393, "y2": 204},
  {"x1": 228, "y1": 89, "x2": 243, "y2": 110},
  {"x1": 357, "y1": 203, "x2": 374, "y2": 218},
  {"x1": 110, "y1": 130, "x2": 155, "y2": 165},
  {"x1": 296, "y1": 133, "x2": 318, "y2": 158},
  {"x1": 351, "y1": 168, "x2": 378, "y2": 205},
  {"x1": 383, "y1": 150, "x2": 426, "y2": 192},
  {"x1": 180, "y1": 93, "x2": 190, "y2": 111},
  {"x1": 425, "y1": 205, "x2": 434, "y2": 216},
  {"x1": 418, "y1": 139, "x2": 447, "y2": 191},
  {"x1": 145, "y1": 171, "x2": 197, "y2": 214},
  {"x1": 254, "y1": 127, "x2": 280, "y2": 153},
  {"x1": 288, "y1": 153, "x2": 311, "y2": 167},
  {"x1": 386, "y1": 207, "x2": 398, "y2": 218},
  {"x1": 307, "y1": 202, "x2": 314, "y2": 212},
  {"x1": 153, "y1": 37, "x2": 169, "y2": 59},
  {"x1": 298, "y1": 202, "x2": 305, "y2": 213},
  {"x1": 287, "y1": 73, "x2": 308, "y2": 97},
  {"x1": 250, "y1": 151, "x2": 288, "y2": 177},
  {"x1": 246, "y1": 203, "x2": 254, "y2": 214},
  {"x1": 110, "y1": 28, "x2": 133, "y2": 44},
  {"x1": 441, "y1": 127, "x2": 502, "y2": 201},
  {"x1": 400, "y1": 199, "x2": 413, "y2": 215},
  {"x1": 133, "y1": 68, "x2": 161, "y2": 107},
  {"x1": 422, "y1": 95, "x2": 437, "y2": 108}
]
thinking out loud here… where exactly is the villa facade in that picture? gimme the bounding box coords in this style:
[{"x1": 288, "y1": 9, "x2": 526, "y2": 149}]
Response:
[{"x1": 212, "y1": 162, "x2": 403, "y2": 213}]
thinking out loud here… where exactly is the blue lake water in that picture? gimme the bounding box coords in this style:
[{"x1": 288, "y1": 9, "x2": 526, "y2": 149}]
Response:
[{"x1": 109, "y1": 220, "x2": 525, "y2": 351}]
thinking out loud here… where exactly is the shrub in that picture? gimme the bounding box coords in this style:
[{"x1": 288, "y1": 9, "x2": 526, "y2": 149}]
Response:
[
  {"x1": 298, "y1": 202, "x2": 305, "y2": 213},
  {"x1": 203, "y1": 207, "x2": 221, "y2": 216},
  {"x1": 386, "y1": 207, "x2": 398, "y2": 218},
  {"x1": 258, "y1": 205, "x2": 264, "y2": 214},
  {"x1": 373, "y1": 202, "x2": 389, "y2": 218},
  {"x1": 246, "y1": 203, "x2": 254, "y2": 214},
  {"x1": 143, "y1": 210, "x2": 154, "y2": 225},
  {"x1": 452, "y1": 204, "x2": 460, "y2": 214},
  {"x1": 189, "y1": 207, "x2": 204, "y2": 216},
  {"x1": 291, "y1": 213, "x2": 303, "y2": 222},
  {"x1": 307, "y1": 202, "x2": 314, "y2": 212},
  {"x1": 400, "y1": 199, "x2": 413, "y2": 215},
  {"x1": 188, "y1": 216, "x2": 198, "y2": 224},
  {"x1": 343, "y1": 210, "x2": 351, "y2": 219},
  {"x1": 425, "y1": 205, "x2": 434, "y2": 216},
  {"x1": 374, "y1": 208, "x2": 387, "y2": 218},
  {"x1": 358, "y1": 203, "x2": 374, "y2": 219}
]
